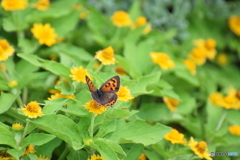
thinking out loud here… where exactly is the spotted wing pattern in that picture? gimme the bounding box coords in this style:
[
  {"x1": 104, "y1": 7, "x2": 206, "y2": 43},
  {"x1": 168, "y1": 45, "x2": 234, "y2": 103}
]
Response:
[
  {"x1": 100, "y1": 76, "x2": 120, "y2": 92},
  {"x1": 85, "y1": 76, "x2": 97, "y2": 92}
]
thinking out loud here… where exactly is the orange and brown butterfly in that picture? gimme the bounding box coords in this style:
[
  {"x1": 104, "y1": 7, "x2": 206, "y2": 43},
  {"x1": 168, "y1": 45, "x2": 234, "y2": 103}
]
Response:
[{"x1": 85, "y1": 76, "x2": 120, "y2": 107}]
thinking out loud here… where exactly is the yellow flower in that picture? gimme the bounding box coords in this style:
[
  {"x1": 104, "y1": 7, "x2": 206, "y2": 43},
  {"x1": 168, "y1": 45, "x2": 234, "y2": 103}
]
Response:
[
  {"x1": 22, "y1": 101, "x2": 44, "y2": 118},
  {"x1": 209, "y1": 92, "x2": 224, "y2": 107},
  {"x1": 150, "y1": 52, "x2": 175, "y2": 69},
  {"x1": 228, "y1": 125, "x2": 240, "y2": 136},
  {"x1": 111, "y1": 11, "x2": 132, "y2": 27},
  {"x1": 1, "y1": 0, "x2": 28, "y2": 11},
  {"x1": 69, "y1": 66, "x2": 91, "y2": 83},
  {"x1": 0, "y1": 39, "x2": 15, "y2": 61},
  {"x1": 116, "y1": 86, "x2": 134, "y2": 102},
  {"x1": 184, "y1": 59, "x2": 196, "y2": 75},
  {"x1": 88, "y1": 154, "x2": 105, "y2": 160},
  {"x1": 164, "y1": 129, "x2": 187, "y2": 145},
  {"x1": 163, "y1": 97, "x2": 180, "y2": 112},
  {"x1": 95, "y1": 46, "x2": 117, "y2": 65},
  {"x1": 48, "y1": 93, "x2": 75, "y2": 100},
  {"x1": 138, "y1": 153, "x2": 146, "y2": 160},
  {"x1": 222, "y1": 88, "x2": 240, "y2": 110},
  {"x1": 35, "y1": 155, "x2": 50, "y2": 160},
  {"x1": 143, "y1": 25, "x2": 151, "y2": 34},
  {"x1": 228, "y1": 15, "x2": 240, "y2": 36},
  {"x1": 22, "y1": 145, "x2": 35, "y2": 156},
  {"x1": 31, "y1": 23, "x2": 57, "y2": 47},
  {"x1": 115, "y1": 66, "x2": 127, "y2": 75},
  {"x1": 188, "y1": 47, "x2": 207, "y2": 65},
  {"x1": 12, "y1": 123, "x2": 24, "y2": 130},
  {"x1": 79, "y1": 10, "x2": 89, "y2": 19},
  {"x1": 217, "y1": 53, "x2": 228, "y2": 66},
  {"x1": 83, "y1": 100, "x2": 107, "y2": 116},
  {"x1": 133, "y1": 16, "x2": 147, "y2": 28},
  {"x1": 33, "y1": 0, "x2": 50, "y2": 10},
  {"x1": 8, "y1": 80, "x2": 18, "y2": 88},
  {"x1": 188, "y1": 137, "x2": 212, "y2": 160}
]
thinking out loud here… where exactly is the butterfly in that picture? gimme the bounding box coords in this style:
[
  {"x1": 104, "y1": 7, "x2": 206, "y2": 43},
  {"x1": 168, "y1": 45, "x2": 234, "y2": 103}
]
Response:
[{"x1": 85, "y1": 75, "x2": 120, "y2": 107}]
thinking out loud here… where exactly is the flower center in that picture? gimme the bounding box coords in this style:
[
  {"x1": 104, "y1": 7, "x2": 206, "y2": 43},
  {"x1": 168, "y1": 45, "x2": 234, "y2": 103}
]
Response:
[
  {"x1": 27, "y1": 105, "x2": 39, "y2": 113},
  {"x1": 195, "y1": 141, "x2": 207, "y2": 154},
  {"x1": 102, "y1": 50, "x2": 113, "y2": 59}
]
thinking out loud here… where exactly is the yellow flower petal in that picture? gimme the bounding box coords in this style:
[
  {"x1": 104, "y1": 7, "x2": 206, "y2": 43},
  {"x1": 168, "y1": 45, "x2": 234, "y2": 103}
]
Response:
[
  {"x1": 31, "y1": 23, "x2": 57, "y2": 47},
  {"x1": 188, "y1": 47, "x2": 207, "y2": 65},
  {"x1": 228, "y1": 125, "x2": 240, "y2": 136},
  {"x1": 22, "y1": 145, "x2": 35, "y2": 156},
  {"x1": 83, "y1": 100, "x2": 107, "y2": 116},
  {"x1": 33, "y1": 0, "x2": 50, "y2": 10},
  {"x1": 48, "y1": 93, "x2": 75, "y2": 100},
  {"x1": 1, "y1": 0, "x2": 28, "y2": 11},
  {"x1": 95, "y1": 46, "x2": 117, "y2": 65},
  {"x1": 228, "y1": 15, "x2": 240, "y2": 36},
  {"x1": 188, "y1": 137, "x2": 212, "y2": 160},
  {"x1": 150, "y1": 52, "x2": 175, "y2": 69},
  {"x1": 164, "y1": 129, "x2": 187, "y2": 145},
  {"x1": 69, "y1": 66, "x2": 91, "y2": 83},
  {"x1": 21, "y1": 101, "x2": 44, "y2": 118},
  {"x1": 116, "y1": 86, "x2": 134, "y2": 102},
  {"x1": 163, "y1": 97, "x2": 180, "y2": 112},
  {"x1": 111, "y1": 11, "x2": 132, "y2": 27},
  {"x1": 88, "y1": 154, "x2": 105, "y2": 160},
  {"x1": 184, "y1": 59, "x2": 197, "y2": 75},
  {"x1": 12, "y1": 123, "x2": 24, "y2": 130},
  {"x1": 0, "y1": 39, "x2": 15, "y2": 61}
]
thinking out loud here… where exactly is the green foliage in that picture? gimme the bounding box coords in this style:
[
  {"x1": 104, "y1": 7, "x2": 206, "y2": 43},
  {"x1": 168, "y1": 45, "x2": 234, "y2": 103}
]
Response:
[{"x1": 1, "y1": 0, "x2": 240, "y2": 160}]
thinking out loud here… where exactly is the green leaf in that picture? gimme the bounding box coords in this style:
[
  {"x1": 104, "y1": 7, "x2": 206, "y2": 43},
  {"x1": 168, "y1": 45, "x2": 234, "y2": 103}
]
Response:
[
  {"x1": 0, "y1": 80, "x2": 9, "y2": 90},
  {"x1": 104, "y1": 139, "x2": 126, "y2": 156},
  {"x1": 0, "y1": 133, "x2": 17, "y2": 149},
  {"x1": 36, "y1": 138, "x2": 62, "y2": 158},
  {"x1": 130, "y1": 71, "x2": 161, "y2": 96},
  {"x1": 90, "y1": 139, "x2": 118, "y2": 160},
  {"x1": 18, "y1": 53, "x2": 71, "y2": 79},
  {"x1": 0, "y1": 92, "x2": 18, "y2": 114},
  {"x1": 50, "y1": 11, "x2": 79, "y2": 37},
  {"x1": 121, "y1": 143, "x2": 144, "y2": 160},
  {"x1": 43, "y1": 99, "x2": 70, "y2": 114},
  {"x1": 56, "y1": 43, "x2": 93, "y2": 62},
  {"x1": 67, "y1": 150, "x2": 88, "y2": 160},
  {"x1": 29, "y1": 114, "x2": 83, "y2": 150},
  {"x1": 22, "y1": 133, "x2": 56, "y2": 148},
  {"x1": 95, "y1": 120, "x2": 117, "y2": 138},
  {"x1": 107, "y1": 120, "x2": 171, "y2": 146}
]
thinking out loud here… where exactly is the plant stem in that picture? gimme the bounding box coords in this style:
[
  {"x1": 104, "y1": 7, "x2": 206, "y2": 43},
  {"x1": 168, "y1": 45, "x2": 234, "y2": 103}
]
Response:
[
  {"x1": 18, "y1": 121, "x2": 30, "y2": 146},
  {"x1": 58, "y1": 145, "x2": 69, "y2": 160},
  {"x1": 215, "y1": 110, "x2": 227, "y2": 131},
  {"x1": 1, "y1": 62, "x2": 10, "y2": 81},
  {"x1": 90, "y1": 114, "x2": 95, "y2": 138}
]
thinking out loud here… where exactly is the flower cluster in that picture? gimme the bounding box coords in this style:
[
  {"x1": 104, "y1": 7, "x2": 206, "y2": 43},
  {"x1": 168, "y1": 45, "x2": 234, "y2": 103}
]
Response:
[
  {"x1": 150, "y1": 52, "x2": 175, "y2": 70},
  {"x1": 164, "y1": 129, "x2": 212, "y2": 160},
  {"x1": 184, "y1": 38, "x2": 217, "y2": 75},
  {"x1": 228, "y1": 15, "x2": 240, "y2": 36},
  {"x1": 209, "y1": 87, "x2": 240, "y2": 110},
  {"x1": 111, "y1": 11, "x2": 151, "y2": 34}
]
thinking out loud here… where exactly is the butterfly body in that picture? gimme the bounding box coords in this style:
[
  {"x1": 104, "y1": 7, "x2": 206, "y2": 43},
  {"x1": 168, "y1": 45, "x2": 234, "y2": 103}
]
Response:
[{"x1": 86, "y1": 76, "x2": 120, "y2": 107}]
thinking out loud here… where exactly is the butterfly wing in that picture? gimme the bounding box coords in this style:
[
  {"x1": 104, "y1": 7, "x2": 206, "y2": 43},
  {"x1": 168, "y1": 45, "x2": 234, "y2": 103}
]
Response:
[
  {"x1": 100, "y1": 76, "x2": 120, "y2": 92},
  {"x1": 85, "y1": 76, "x2": 97, "y2": 92}
]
